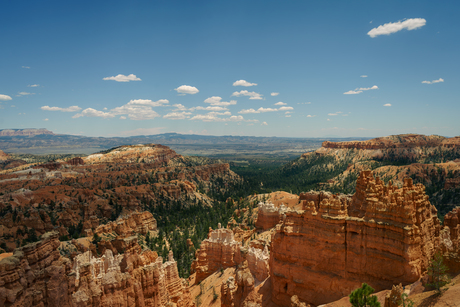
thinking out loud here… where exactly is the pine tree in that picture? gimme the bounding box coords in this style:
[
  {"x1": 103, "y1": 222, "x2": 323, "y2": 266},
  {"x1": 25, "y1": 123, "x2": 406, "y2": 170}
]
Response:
[
  {"x1": 349, "y1": 283, "x2": 381, "y2": 307},
  {"x1": 427, "y1": 252, "x2": 450, "y2": 293}
]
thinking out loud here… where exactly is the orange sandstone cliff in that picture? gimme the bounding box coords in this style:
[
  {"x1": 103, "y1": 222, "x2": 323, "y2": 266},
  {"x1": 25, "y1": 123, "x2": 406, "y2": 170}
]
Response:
[{"x1": 269, "y1": 171, "x2": 441, "y2": 306}]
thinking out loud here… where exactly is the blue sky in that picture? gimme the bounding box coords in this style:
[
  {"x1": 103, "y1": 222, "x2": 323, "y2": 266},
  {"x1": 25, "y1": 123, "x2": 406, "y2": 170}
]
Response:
[{"x1": 1, "y1": 0, "x2": 458, "y2": 138}]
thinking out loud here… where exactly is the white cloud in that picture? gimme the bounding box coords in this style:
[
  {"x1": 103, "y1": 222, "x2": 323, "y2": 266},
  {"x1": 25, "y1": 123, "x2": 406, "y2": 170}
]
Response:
[
  {"x1": 285, "y1": 115, "x2": 291, "y2": 117},
  {"x1": 261, "y1": 122, "x2": 268, "y2": 126},
  {"x1": 233, "y1": 80, "x2": 257, "y2": 87},
  {"x1": 0, "y1": 94, "x2": 12, "y2": 101},
  {"x1": 328, "y1": 111, "x2": 343, "y2": 116},
  {"x1": 275, "y1": 102, "x2": 287, "y2": 106},
  {"x1": 368, "y1": 18, "x2": 426, "y2": 38},
  {"x1": 384, "y1": 103, "x2": 392, "y2": 107},
  {"x1": 126, "y1": 99, "x2": 169, "y2": 107},
  {"x1": 120, "y1": 116, "x2": 127, "y2": 119},
  {"x1": 358, "y1": 85, "x2": 379, "y2": 91},
  {"x1": 204, "y1": 96, "x2": 237, "y2": 106},
  {"x1": 270, "y1": 92, "x2": 279, "y2": 96},
  {"x1": 174, "y1": 85, "x2": 199, "y2": 95},
  {"x1": 194, "y1": 106, "x2": 228, "y2": 111},
  {"x1": 190, "y1": 113, "x2": 247, "y2": 122},
  {"x1": 231, "y1": 90, "x2": 263, "y2": 100},
  {"x1": 44, "y1": 118, "x2": 49, "y2": 121},
  {"x1": 22, "y1": 66, "x2": 30, "y2": 69},
  {"x1": 422, "y1": 78, "x2": 444, "y2": 84},
  {"x1": 28, "y1": 84, "x2": 39, "y2": 87},
  {"x1": 297, "y1": 102, "x2": 311, "y2": 105},
  {"x1": 360, "y1": 75, "x2": 368, "y2": 78},
  {"x1": 72, "y1": 108, "x2": 115, "y2": 119},
  {"x1": 306, "y1": 115, "x2": 316, "y2": 118},
  {"x1": 17, "y1": 92, "x2": 35, "y2": 96},
  {"x1": 239, "y1": 106, "x2": 293, "y2": 114},
  {"x1": 344, "y1": 85, "x2": 378, "y2": 95},
  {"x1": 343, "y1": 90, "x2": 363, "y2": 95},
  {"x1": 41, "y1": 105, "x2": 82, "y2": 112},
  {"x1": 172, "y1": 104, "x2": 188, "y2": 111},
  {"x1": 72, "y1": 98, "x2": 167, "y2": 120},
  {"x1": 327, "y1": 118, "x2": 331, "y2": 121},
  {"x1": 103, "y1": 74, "x2": 141, "y2": 82},
  {"x1": 103, "y1": 107, "x2": 108, "y2": 110},
  {"x1": 163, "y1": 112, "x2": 192, "y2": 120}
]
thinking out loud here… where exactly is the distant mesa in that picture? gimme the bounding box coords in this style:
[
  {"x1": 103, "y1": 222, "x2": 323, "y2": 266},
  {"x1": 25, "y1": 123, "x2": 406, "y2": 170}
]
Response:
[{"x1": 0, "y1": 128, "x2": 54, "y2": 137}]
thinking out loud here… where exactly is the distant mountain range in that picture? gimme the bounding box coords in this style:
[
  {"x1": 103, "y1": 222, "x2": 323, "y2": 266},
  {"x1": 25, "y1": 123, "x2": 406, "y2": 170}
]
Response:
[{"x1": 0, "y1": 128, "x2": 371, "y2": 156}]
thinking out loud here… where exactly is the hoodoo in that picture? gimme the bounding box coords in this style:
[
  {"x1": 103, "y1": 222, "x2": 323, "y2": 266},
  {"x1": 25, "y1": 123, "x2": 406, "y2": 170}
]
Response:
[{"x1": 270, "y1": 170, "x2": 441, "y2": 306}]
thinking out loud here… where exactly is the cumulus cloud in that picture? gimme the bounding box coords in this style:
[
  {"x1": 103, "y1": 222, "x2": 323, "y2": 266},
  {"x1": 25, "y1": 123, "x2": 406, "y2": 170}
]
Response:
[
  {"x1": 233, "y1": 80, "x2": 257, "y2": 87},
  {"x1": 163, "y1": 112, "x2": 192, "y2": 120},
  {"x1": 194, "y1": 106, "x2": 229, "y2": 111},
  {"x1": 261, "y1": 122, "x2": 268, "y2": 126},
  {"x1": 367, "y1": 18, "x2": 426, "y2": 38},
  {"x1": 360, "y1": 75, "x2": 368, "y2": 78},
  {"x1": 28, "y1": 84, "x2": 39, "y2": 87},
  {"x1": 172, "y1": 104, "x2": 188, "y2": 111},
  {"x1": 73, "y1": 98, "x2": 167, "y2": 120},
  {"x1": 231, "y1": 90, "x2": 263, "y2": 100},
  {"x1": 344, "y1": 85, "x2": 378, "y2": 95},
  {"x1": 238, "y1": 106, "x2": 293, "y2": 114},
  {"x1": 204, "y1": 96, "x2": 237, "y2": 106},
  {"x1": 190, "y1": 113, "x2": 245, "y2": 122},
  {"x1": 120, "y1": 116, "x2": 127, "y2": 119},
  {"x1": 384, "y1": 103, "x2": 392, "y2": 107},
  {"x1": 422, "y1": 78, "x2": 444, "y2": 84},
  {"x1": 275, "y1": 102, "x2": 287, "y2": 106},
  {"x1": 103, "y1": 74, "x2": 141, "y2": 82},
  {"x1": 0, "y1": 94, "x2": 12, "y2": 101},
  {"x1": 72, "y1": 108, "x2": 115, "y2": 119},
  {"x1": 44, "y1": 118, "x2": 49, "y2": 121},
  {"x1": 306, "y1": 115, "x2": 316, "y2": 118},
  {"x1": 271, "y1": 92, "x2": 279, "y2": 96},
  {"x1": 174, "y1": 85, "x2": 199, "y2": 95},
  {"x1": 41, "y1": 105, "x2": 82, "y2": 112}
]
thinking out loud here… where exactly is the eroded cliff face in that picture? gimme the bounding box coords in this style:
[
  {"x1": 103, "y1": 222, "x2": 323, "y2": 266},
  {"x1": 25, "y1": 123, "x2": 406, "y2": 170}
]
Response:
[
  {"x1": 0, "y1": 231, "x2": 193, "y2": 307},
  {"x1": 270, "y1": 171, "x2": 441, "y2": 306},
  {"x1": 255, "y1": 202, "x2": 287, "y2": 231}
]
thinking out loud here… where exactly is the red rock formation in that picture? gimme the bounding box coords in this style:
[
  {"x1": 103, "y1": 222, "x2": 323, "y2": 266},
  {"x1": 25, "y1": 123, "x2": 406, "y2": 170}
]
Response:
[
  {"x1": 255, "y1": 202, "x2": 287, "y2": 231},
  {"x1": 270, "y1": 171, "x2": 441, "y2": 306},
  {"x1": 192, "y1": 226, "x2": 243, "y2": 283},
  {"x1": 0, "y1": 231, "x2": 194, "y2": 307},
  {"x1": 321, "y1": 134, "x2": 447, "y2": 150},
  {"x1": 67, "y1": 157, "x2": 84, "y2": 166},
  {"x1": 221, "y1": 261, "x2": 260, "y2": 307},
  {"x1": 0, "y1": 150, "x2": 9, "y2": 161},
  {"x1": 94, "y1": 211, "x2": 157, "y2": 237}
]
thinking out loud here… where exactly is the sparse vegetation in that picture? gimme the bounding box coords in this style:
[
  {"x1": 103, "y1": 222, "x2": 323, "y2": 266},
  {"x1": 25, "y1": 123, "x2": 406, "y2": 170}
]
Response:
[{"x1": 349, "y1": 283, "x2": 381, "y2": 307}]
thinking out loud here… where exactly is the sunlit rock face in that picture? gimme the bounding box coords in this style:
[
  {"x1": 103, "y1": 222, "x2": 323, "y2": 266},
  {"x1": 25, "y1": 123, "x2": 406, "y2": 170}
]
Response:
[
  {"x1": 270, "y1": 170, "x2": 441, "y2": 306},
  {"x1": 255, "y1": 201, "x2": 287, "y2": 231},
  {"x1": 0, "y1": 232, "x2": 193, "y2": 307}
]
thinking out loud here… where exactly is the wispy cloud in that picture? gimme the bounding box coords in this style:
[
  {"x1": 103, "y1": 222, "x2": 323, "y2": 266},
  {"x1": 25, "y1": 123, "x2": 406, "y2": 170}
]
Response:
[
  {"x1": 41, "y1": 105, "x2": 82, "y2": 112},
  {"x1": 231, "y1": 90, "x2": 263, "y2": 100},
  {"x1": 233, "y1": 80, "x2": 257, "y2": 87},
  {"x1": 204, "y1": 96, "x2": 237, "y2": 106},
  {"x1": 384, "y1": 103, "x2": 392, "y2": 107},
  {"x1": 422, "y1": 78, "x2": 444, "y2": 84},
  {"x1": 22, "y1": 66, "x2": 30, "y2": 69},
  {"x1": 194, "y1": 105, "x2": 229, "y2": 111},
  {"x1": 0, "y1": 94, "x2": 12, "y2": 101},
  {"x1": 297, "y1": 102, "x2": 311, "y2": 105},
  {"x1": 274, "y1": 102, "x2": 287, "y2": 106},
  {"x1": 174, "y1": 85, "x2": 199, "y2": 95},
  {"x1": 16, "y1": 92, "x2": 35, "y2": 96},
  {"x1": 344, "y1": 85, "x2": 378, "y2": 95},
  {"x1": 44, "y1": 118, "x2": 49, "y2": 121},
  {"x1": 328, "y1": 111, "x2": 343, "y2": 116},
  {"x1": 360, "y1": 75, "x2": 368, "y2": 78},
  {"x1": 306, "y1": 115, "x2": 316, "y2": 118},
  {"x1": 28, "y1": 84, "x2": 40, "y2": 87},
  {"x1": 190, "y1": 113, "x2": 246, "y2": 122},
  {"x1": 163, "y1": 112, "x2": 192, "y2": 120},
  {"x1": 270, "y1": 92, "x2": 279, "y2": 96},
  {"x1": 368, "y1": 18, "x2": 426, "y2": 38},
  {"x1": 103, "y1": 74, "x2": 141, "y2": 82},
  {"x1": 261, "y1": 122, "x2": 268, "y2": 126}
]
